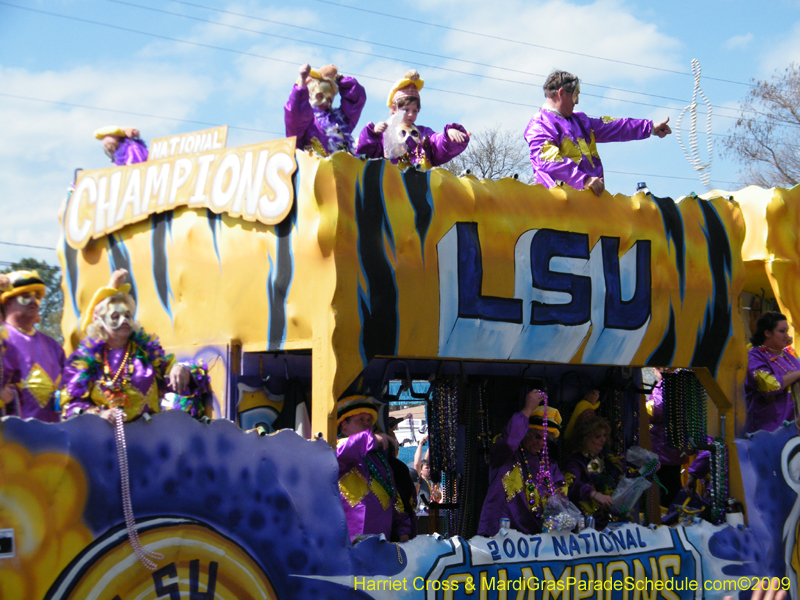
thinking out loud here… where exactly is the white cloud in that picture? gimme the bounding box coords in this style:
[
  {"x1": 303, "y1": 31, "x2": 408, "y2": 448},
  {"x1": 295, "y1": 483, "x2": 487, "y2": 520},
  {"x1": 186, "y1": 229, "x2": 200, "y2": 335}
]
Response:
[
  {"x1": 0, "y1": 64, "x2": 210, "y2": 257},
  {"x1": 760, "y1": 21, "x2": 800, "y2": 74},
  {"x1": 725, "y1": 33, "x2": 753, "y2": 50}
]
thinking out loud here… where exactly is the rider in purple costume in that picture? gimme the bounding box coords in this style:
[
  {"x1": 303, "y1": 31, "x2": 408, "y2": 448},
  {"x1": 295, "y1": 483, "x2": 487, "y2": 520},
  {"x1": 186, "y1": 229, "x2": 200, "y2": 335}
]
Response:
[
  {"x1": 336, "y1": 395, "x2": 411, "y2": 542},
  {"x1": 285, "y1": 63, "x2": 366, "y2": 155},
  {"x1": 524, "y1": 70, "x2": 671, "y2": 196},
  {"x1": 745, "y1": 311, "x2": 800, "y2": 433},
  {"x1": 94, "y1": 126, "x2": 148, "y2": 166},
  {"x1": 0, "y1": 270, "x2": 65, "y2": 422},
  {"x1": 62, "y1": 270, "x2": 209, "y2": 422},
  {"x1": 356, "y1": 70, "x2": 469, "y2": 170},
  {"x1": 478, "y1": 390, "x2": 566, "y2": 536}
]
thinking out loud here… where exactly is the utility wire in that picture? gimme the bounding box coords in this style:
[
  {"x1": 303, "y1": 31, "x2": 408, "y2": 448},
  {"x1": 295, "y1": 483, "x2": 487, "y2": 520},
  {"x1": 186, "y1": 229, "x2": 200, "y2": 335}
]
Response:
[
  {"x1": 0, "y1": 241, "x2": 57, "y2": 251},
  {"x1": 0, "y1": 92, "x2": 284, "y2": 136},
  {"x1": 153, "y1": 0, "x2": 749, "y2": 113},
  {"x1": 6, "y1": 1, "x2": 797, "y2": 128},
  {"x1": 307, "y1": 0, "x2": 753, "y2": 87}
]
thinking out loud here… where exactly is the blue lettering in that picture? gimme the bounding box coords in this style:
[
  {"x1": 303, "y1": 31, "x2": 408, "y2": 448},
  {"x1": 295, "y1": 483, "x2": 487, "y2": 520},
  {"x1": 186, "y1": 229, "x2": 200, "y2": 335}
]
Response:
[
  {"x1": 608, "y1": 529, "x2": 626, "y2": 551},
  {"x1": 153, "y1": 563, "x2": 180, "y2": 600},
  {"x1": 517, "y1": 537, "x2": 529, "y2": 558},
  {"x1": 578, "y1": 533, "x2": 592, "y2": 553},
  {"x1": 553, "y1": 535, "x2": 568, "y2": 557},
  {"x1": 625, "y1": 529, "x2": 638, "y2": 549},
  {"x1": 503, "y1": 538, "x2": 516, "y2": 558},
  {"x1": 569, "y1": 535, "x2": 582, "y2": 556},
  {"x1": 189, "y1": 559, "x2": 217, "y2": 600},
  {"x1": 530, "y1": 536, "x2": 542, "y2": 557},
  {"x1": 487, "y1": 540, "x2": 501, "y2": 560},
  {"x1": 530, "y1": 229, "x2": 591, "y2": 325},
  {"x1": 457, "y1": 222, "x2": 522, "y2": 322},
  {"x1": 599, "y1": 533, "x2": 614, "y2": 552},
  {"x1": 636, "y1": 527, "x2": 647, "y2": 548},
  {"x1": 602, "y1": 237, "x2": 651, "y2": 329}
]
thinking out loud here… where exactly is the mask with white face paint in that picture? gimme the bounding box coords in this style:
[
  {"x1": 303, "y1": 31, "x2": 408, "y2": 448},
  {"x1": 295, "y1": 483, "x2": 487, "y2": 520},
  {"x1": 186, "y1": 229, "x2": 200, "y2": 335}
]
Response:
[
  {"x1": 16, "y1": 294, "x2": 40, "y2": 307},
  {"x1": 102, "y1": 301, "x2": 133, "y2": 331}
]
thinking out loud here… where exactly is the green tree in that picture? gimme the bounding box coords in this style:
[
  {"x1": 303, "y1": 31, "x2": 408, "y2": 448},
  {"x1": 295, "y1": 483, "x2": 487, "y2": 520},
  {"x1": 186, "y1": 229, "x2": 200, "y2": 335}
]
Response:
[
  {"x1": 2, "y1": 258, "x2": 64, "y2": 344},
  {"x1": 723, "y1": 63, "x2": 800, "y2": 188}
]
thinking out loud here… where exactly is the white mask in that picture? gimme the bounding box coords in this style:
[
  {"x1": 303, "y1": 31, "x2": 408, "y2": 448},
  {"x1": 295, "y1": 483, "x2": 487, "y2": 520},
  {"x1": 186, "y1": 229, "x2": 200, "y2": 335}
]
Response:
[{"x1": 102, "y1": 301, "x2": 133, "y2": 330}]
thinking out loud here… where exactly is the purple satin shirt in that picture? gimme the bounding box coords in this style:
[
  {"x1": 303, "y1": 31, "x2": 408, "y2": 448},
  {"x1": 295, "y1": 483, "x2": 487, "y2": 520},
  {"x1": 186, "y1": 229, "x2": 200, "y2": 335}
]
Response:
[
  {"x1": 745, "y1": 346, "x2": 800, "y2": 433},
  {"x1": 3, "y1": 325, "x2": 65, "y2": 422},
  {"x1": 564, "y1": 450, "x2": 626, "y2": 531},
  {"x1": 648, "y1": 381, "x2": 683, "y2": 466},
  {"x1": 356, "y1": 122, "x2": 469, "y2": 168},
  {"x1": 523, "y1": 108, "x2": 652, "y2": 190},
  {"x1": 478, "y1": 411, "x2": 565, "y2": 536},
  {"x1": 336, "y1": 430, "x2": 411, "y2": 541},
  {"x1": 113, "y1": 138, "x2": 148, "y2": 166},
  {"x1": 284, "y1": 76, "x2": 366, "y2": 154}
]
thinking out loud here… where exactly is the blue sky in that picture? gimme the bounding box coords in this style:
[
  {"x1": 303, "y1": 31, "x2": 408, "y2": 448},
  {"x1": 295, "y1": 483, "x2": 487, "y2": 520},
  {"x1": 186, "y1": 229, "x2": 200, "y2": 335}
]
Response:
[{"x1": 1, "y1": 0, "x2": 799, "y2": 265}]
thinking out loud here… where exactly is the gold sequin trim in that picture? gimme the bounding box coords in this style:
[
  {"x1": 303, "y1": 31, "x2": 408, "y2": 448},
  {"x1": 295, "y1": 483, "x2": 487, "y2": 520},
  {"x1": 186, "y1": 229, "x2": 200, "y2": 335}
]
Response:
[
  {"x1": 502, "y1": 463, "x2": 523, "y2": 501},
  {"x1": 339, "y1": 469, "x2": 369, "y2": 508}
]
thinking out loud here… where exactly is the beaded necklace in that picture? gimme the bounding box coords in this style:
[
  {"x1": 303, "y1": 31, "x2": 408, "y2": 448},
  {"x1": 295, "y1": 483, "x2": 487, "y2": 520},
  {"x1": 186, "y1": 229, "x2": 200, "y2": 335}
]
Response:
[
  {"x1": 518, "y1": 390, "x2": 556, "y2": 516},
  {"x1": 102, "y1": 342, "x2": 134, "y2": 389},
  {"x1": 101, "y1": 342, "x2": 135, "y2": 405},
  {"x1": 709, "y1": 438, "x2": 729, "y2": 524},
  {"x1": 366, "y1": 450, "x2": 396, "y2": 499}
]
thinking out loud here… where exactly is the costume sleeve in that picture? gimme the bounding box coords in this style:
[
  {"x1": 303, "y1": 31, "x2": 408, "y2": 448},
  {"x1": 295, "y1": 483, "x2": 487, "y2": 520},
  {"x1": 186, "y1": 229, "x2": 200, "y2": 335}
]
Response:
[
  {"x1": 748, "y1": 348, "x2": 786, "y2": 396},
  {"x1": 392, "y1": 497, "x2": 412, "y2": 540},
  {"x1": 564, "y1": 456, "x2": 596, "y2": 503},
  {"x1": 648, "y1": 382, "x2": 664, "y2": 423},
  {"x1": 284, "y1": 84, "x2": 314, "y2": 140},
  {"x1": 124, "y1": 139, "x2": 149, "y2": 165},
  {"x1": 337, "y1": 76, "x2": 366, "y2": 128},
  {"x1": 355, "y1": 122, "x2": 384, "y2": 159},
  {"x1": 336, "y1": 430, "x2": 375, "y2": 473},
  {"x1": 422, "y1": 124, "x2": 470, "y2": 166},
  {"x1": 61, "y1": 343, "x2": 99, "y2": 418},
  {"x1": 688, "y1": 451, "x2": 710, "y2": 479},
  {"x1": 524, "y1": 115, "x2": 589, "y2": 190},
  {"x1": 0, "y1": 341, "x2": 21, "y2": 413},
  {"x1": 588, "y1": 116, "x2": 652, "y2": 143},
  {"x1": 488, "y1": 412, "x2": 529, "y2": 470}
]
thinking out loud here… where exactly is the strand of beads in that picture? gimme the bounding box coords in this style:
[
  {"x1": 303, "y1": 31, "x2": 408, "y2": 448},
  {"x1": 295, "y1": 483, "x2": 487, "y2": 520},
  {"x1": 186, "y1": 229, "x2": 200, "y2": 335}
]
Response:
[
  {"x1": 535, "y1": 390, "x2": 556, "y2": 498},
  {"x1": 366, "y1": 451, "x2": 396, "y2": 500},
  {"x1": 709, "y1": 438, "x2": 729, "y2": 524},
  {"x1": 459, "y1": 381, "x2": 480, "y2": 537}
]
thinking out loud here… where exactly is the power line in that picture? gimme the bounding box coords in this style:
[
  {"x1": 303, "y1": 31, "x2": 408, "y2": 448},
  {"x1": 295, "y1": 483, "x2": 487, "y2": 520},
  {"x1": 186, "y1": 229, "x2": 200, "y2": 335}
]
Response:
[
  {"x1": 6, "y1": 1, "x2": 795, "y2": 128},
  {"x1": 306, "y1": 0, "x2": 754, "y2": 88},
  {"x1": 154, "y1": 0, "x2": 748, "y2": 114},
  {"x1": 0, "y1": 92, "x2": 284, "y2": 136},
  {"x1": 0, "y1": 241, "x2": 57, "y2": 251}
]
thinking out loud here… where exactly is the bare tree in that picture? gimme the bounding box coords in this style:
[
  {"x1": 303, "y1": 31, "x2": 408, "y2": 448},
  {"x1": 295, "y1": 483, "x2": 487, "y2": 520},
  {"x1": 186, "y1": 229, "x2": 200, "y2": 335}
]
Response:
[
  {"x1": 723, "y1": 63, "x2": 800, "y2": 188},
  {"x1": 443, "y1": 125, "x2": 534, "y2": 182}
]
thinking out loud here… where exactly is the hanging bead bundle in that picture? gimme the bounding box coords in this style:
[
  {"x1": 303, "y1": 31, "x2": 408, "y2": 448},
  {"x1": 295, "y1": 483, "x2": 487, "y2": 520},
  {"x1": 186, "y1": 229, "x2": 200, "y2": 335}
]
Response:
[
  {"x1": 459, "y1": 381, "x2": 491, "y2": 537},
  {"x1": 709, "y1": 438, "x2": 729, "y2": 524},
  {"x1": 366, "y1": 450, "x2": 396, "y2": 500},
  {"x1": 428, "y1": 378, "x2": 459, "y2": 536},
  {"x1": 663, "y1": 369, "x2": 708, "y2": 449}
]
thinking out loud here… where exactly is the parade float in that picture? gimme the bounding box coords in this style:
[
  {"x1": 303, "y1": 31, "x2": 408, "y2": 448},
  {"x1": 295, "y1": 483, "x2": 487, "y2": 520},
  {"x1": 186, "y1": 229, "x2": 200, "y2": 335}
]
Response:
[{"x1": 2, "y1": 125, "x2": 800, "y2": 599}]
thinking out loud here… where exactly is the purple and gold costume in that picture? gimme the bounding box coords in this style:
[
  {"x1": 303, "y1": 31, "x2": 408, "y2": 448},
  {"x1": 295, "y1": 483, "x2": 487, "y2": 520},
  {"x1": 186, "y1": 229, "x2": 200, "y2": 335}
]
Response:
[
  {"x1": 745, "y1": 345, "x2": 800, "y2": 433},
  {"x1": 113, "y1": 138, "x2": 148, "y2": 166},
  {"x1": 523, "y1": 108, "x2": 653, "y2": 190},
  {"x1": 3, "y1": 324, "x2": 65, "y2": 422},
  {"x1": 62, "y1": 330, "x2": 209, "y2": 422},
  {"x1": 564, "y1": 450, "x2": 626, "y2": 530},
  {"x1": 0, "y1": 326, "x2": 22, "y2": 412},
  {"x1": 337, "y1": 429, "x2": 411, "y2": 541},
  {"x1": 356, "y1": 122, "x2": 468, "y2": 169},
  {"x1": 478, "y1": 412, "x2": 566, "y2": 536},
  {"x1": 284, "y1": 76, "x2": 366, "y2": 155}
]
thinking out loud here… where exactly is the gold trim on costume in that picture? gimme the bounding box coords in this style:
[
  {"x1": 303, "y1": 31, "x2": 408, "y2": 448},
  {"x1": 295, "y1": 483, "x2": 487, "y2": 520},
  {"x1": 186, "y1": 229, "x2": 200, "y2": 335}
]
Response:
[
  {"x1": 755, "y1": 370, "x2": 781, "y2": 394},
  {"x1": 23, "y1": 364, "x2": 59, "y2": 407},
  {"x1": 339, "y1": 469, "x2": 369, "y2": 507},
  {"x1": 502, "y1": 464, "x2": 523, "y2": 501},
  {"x1": 370, "y1": 478, "x2": 391, "y2": 510}
]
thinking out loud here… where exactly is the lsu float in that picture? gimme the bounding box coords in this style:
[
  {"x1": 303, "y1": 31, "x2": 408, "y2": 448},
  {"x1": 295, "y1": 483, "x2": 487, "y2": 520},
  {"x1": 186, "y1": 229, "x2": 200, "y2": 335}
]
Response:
[{"x1": 16, "y1": 126, "x2": 800, "y2": 600}]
